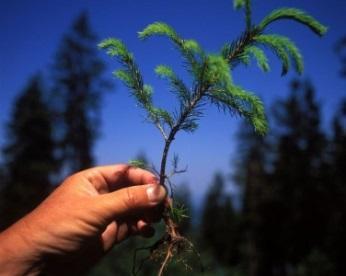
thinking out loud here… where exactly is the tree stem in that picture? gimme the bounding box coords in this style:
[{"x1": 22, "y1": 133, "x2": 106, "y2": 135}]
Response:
[
  {"x1": 156, "y1": 62, "x2": 208, "y2": 275},
  {"x1": 158, "y1": 92, "x2": 204, "y2": 188},
  {"x1": 227, "y1": 29, "x2": 258, "y2": 63},
  {"x1": 159, "y1": 136, "x2": 173, "y2": 186}
]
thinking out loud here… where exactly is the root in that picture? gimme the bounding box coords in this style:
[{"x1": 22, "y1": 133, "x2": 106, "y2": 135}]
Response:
[
  {"x1": 156, "y1": 225, "x2": 202, "y2": 276},
  {"x1": 132, "y1": 210, "x2": 203, "y2": 276},
  {"x1": 158, "y1": 243, "x2": 173, "y2": 276},
  {"x1": 132, "y1": 196, "x2": 203, "y2": 276},
  {"x1": 157, "y1": 215, "x2": 180, "y2": 276}
]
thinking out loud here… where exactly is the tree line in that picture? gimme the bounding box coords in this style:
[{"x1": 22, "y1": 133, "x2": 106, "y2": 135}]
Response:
[{"x1": 199, "y1": 77, "x2": 346, "y2": 276}]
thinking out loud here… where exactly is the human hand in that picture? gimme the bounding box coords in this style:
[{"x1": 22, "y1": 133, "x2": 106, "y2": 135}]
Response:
[{"x1": 0, "y1": 164, "x2": 166, "y2": 275}]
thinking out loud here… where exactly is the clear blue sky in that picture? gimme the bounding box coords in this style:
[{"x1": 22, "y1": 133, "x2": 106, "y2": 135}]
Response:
[{"x1": 1, "y1": 0, "x2": 345, "y2": 204}]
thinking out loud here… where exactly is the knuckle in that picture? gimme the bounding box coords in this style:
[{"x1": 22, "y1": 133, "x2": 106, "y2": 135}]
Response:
[
  {"x1": 124, "y1": 188, "x2": 138, "y2": 209},
  {"x1": 85, "y1": 170, "x2": 105, "y2": 186}
]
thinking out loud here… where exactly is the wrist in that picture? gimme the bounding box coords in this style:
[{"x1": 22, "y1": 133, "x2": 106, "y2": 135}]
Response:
[{"x1": 0, "y1": 217, "x2": 43, "y2": 275}]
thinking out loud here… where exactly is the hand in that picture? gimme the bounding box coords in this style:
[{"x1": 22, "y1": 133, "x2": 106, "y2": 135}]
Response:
[{"x1": 0, "y1": 164, "x2": 166, "y2": 275}]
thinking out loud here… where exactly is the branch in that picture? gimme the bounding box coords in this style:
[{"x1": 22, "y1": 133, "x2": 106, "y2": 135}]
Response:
[
  {"x1": 222, "y1": 28, "x2": 260, "y2": 65},
  {"x1": 245, "y1": 0, "x2": 252, "y2": 31},
  {"x1": 166, "y1": 177, "x2": 175, "y2": 198},
  {"x1": 159, "y1": 61, "x2": 209, "y2": 187},
  {"x1": 155, "y1": 122, "x2": 168, "y2": 141}
]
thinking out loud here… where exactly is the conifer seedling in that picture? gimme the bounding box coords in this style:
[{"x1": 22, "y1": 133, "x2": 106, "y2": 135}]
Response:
[{"x1": 99, "y1": 0, "x2": 327, "y2": 274}]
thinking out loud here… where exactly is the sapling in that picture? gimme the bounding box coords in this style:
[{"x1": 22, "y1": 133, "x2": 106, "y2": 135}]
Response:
[{"x1": 99, "y1": 0, "x2": 327, "y2": 274}]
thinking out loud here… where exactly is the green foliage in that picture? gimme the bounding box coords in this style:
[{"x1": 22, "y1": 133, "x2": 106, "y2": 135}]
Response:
[
  {"x1": 99, "y1": 3, "x2": 328, "y2": 227},
  {"x1": 243, "y1": 46, "x2": 270, "y2": 72},
  {"x1": 255, "y1": 34, "x2": 303, "y2": 75},
  {"x1": 98, "y1": 38, "x2": 132, "y2": 59},
  {"x1": 223, "y1": 6, "x2": 326, "y2": 77},
  {"x1": 282, "y1": 37, "x2": 303, "y2": 74},
  {"x1": 149, "y1": 106, "x2": 175, "y2": 128},
  {"x1": 258, "y1": 8, "x2": 328, "y2": 36},
  {"x1": 138, "y1": 21, "x2": 178, "y2": 41},
  {"x1": 233, "y1": 0, "x2": 246, "y2": 10},
  {"x1": 155, "y1": 65, "x2": 191, "y2": 106},
  {"x1": 255, "y1": 35, "x2": 289, "y2": 75},
  {"x1": 139, "y1": 22, "x2": 204, "y2": 80},
  {"x1": 220, "y1": 30, "x2": 256, "y2": 65},
  {"x1": 99, "y1": 8, "x2": 327, "y2": 273},
  {"x1": 174, "y1": 185, "x2": 192, "y2": 234},
  {"x1": 138, "y1": 22, "x2": 203, "y2": 58},
  {"x1": 99, "y1": 38, "x2": 170, "y2": 127},
  {"x1": 98, "y1": 39, "x2": 146, "y2": 102},
  {"x1": 100, "y1": 1, "x2": 326, "y2": 145},
  {"x1": 155, "y1": 64, "x2": 174, "y2": 77},
  {"x1": 230, "y1": 85, "x2": 267, "y2": 134},
  {"x1": 128, "y1": 159, "x2": 147, "y2": 169},
  {"x1": 208, "y1": 84, "x2": 267, "y2": 135},
  {"x1": 251, "y1": 8, "x2": 326, "y2": 75},
  {"x1": 205, "y1": 54, "x2": 233, "y2": 85},
  {"x1": 183, "y1": 39, "x2": 202, "y2": 53},
  {"x1": 170, "y1": 204, "x2": 189, "y2": 224}
]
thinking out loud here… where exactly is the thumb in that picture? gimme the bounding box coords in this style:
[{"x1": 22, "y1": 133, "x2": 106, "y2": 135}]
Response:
[{"x1": 95, "y1": 184, "x2": 166, "y2": 223}]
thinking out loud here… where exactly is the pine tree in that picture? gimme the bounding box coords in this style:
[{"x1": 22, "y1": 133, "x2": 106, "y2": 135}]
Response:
[
  {"x1": 99, "y1": 1, "x2": 326, "y2": 274},
  {"x1": 269, "y1": 79, "x2": 329, "y2": 274},
  {"x1": 53, "y1": 12, "x2": 108, "y2": 173},
  {"x1": 234, "y1": 121, "x2": 269, "y2": 276},
  {"x1": 330, "y1": 100, "x2": 346, "y2": 191},
  {"x1": 0, "y1": 75, "x2": 57, "y2": 229},
  {"x1": 326, "y1": 86, "x2": 346, "y2": 275}
]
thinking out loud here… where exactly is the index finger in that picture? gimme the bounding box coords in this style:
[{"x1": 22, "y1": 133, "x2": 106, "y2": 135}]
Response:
[{"x1": 82, "y1": 164, "x2": 159, "y2": 193}]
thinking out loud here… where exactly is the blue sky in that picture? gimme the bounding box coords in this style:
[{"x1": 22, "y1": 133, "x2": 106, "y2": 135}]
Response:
[{"x1": 1, "y1": 0, "x2": 345, "y2": 204}]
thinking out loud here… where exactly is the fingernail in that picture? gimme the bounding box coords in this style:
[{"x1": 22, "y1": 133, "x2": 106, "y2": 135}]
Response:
[{"x1": 146, "y1": 184, "x2": 166, "y2": 203}]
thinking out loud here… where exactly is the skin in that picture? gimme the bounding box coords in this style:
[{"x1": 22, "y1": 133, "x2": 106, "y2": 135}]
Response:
[{"x1": 0, "y1": 164, "x2": 166, "y2": 275}]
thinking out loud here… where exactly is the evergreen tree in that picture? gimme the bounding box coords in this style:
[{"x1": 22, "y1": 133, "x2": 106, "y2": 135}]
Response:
[
  {"x1": 200, "y1": 173, "x2": 240, "y2": 266},
  {"x1": 99, "y1": 1, "x2": 326, "y2": 273},
  {"x1": 234, "y1": 121, "x2": 270, "y2": 276},
  {"x1": 269, "y1": 79, "x2": 328, "y2": 274},
  {"x1": 0, "y1": 76, "x2": 57, "y2": 229},
  {"x1": 328, "y1": 37, "x2": 346, "y2": 274},
  {"x1": 53, "y1": 12, "x2": 108, "y2": 173},
  {"x1": 235, "y1": 80, "x2": 331, "y2": 276},
  {"x1": 326, "y1": 100, "x2": 346, "y2": 275}
]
